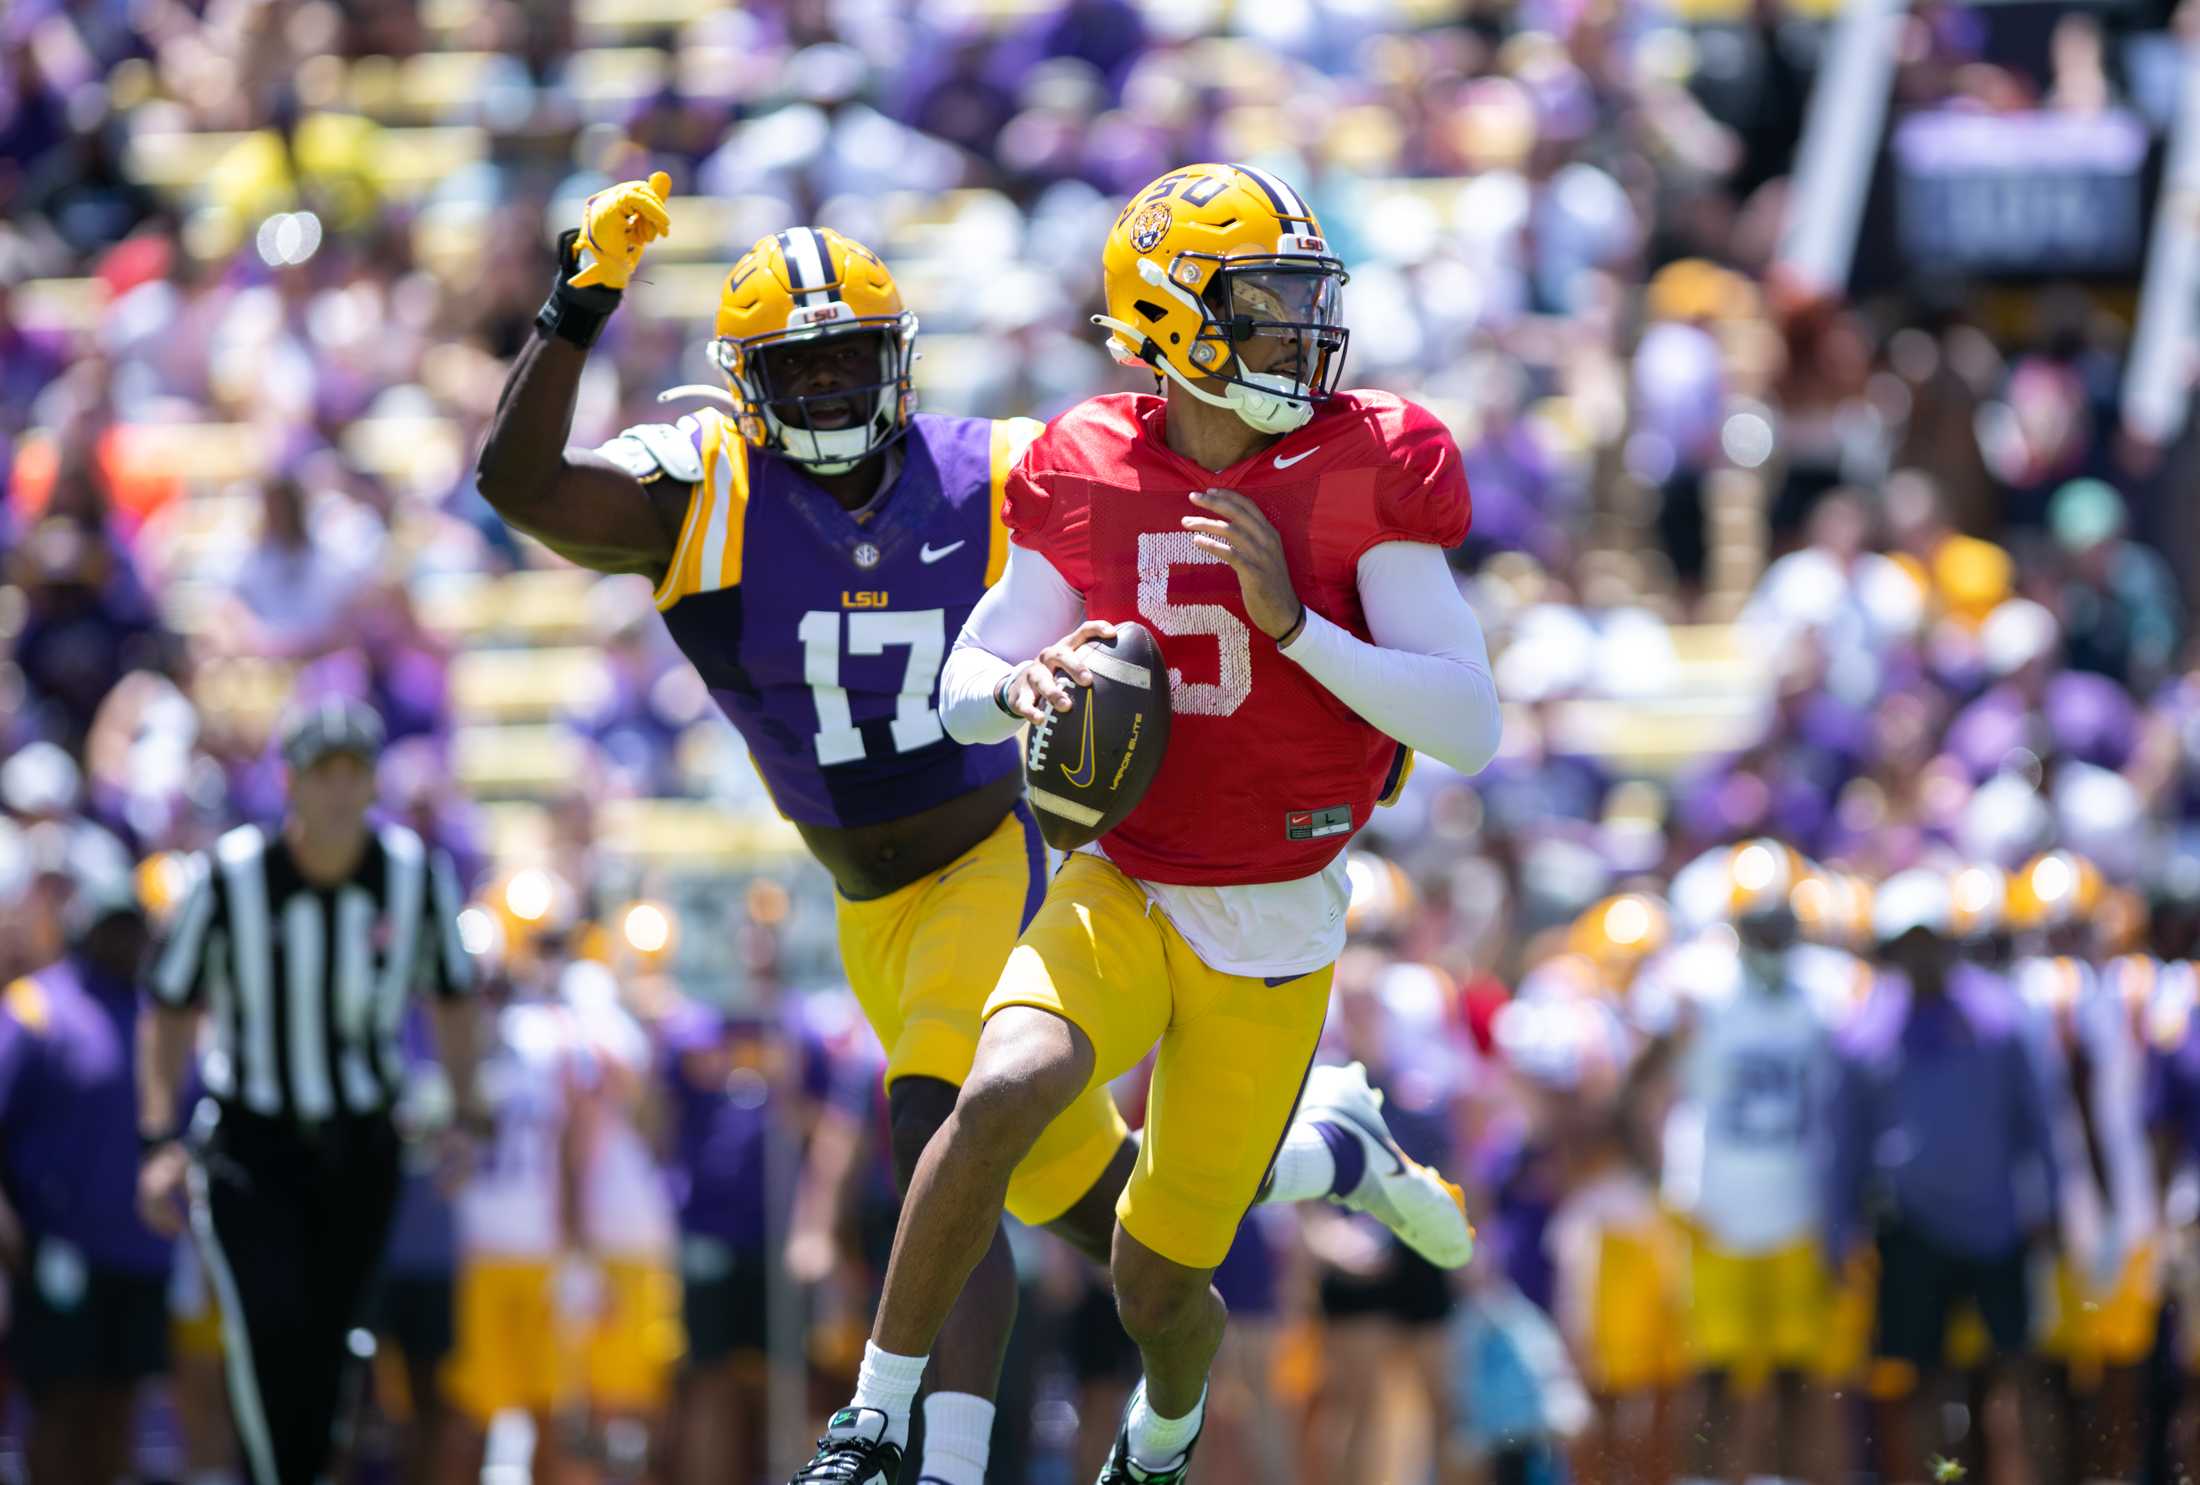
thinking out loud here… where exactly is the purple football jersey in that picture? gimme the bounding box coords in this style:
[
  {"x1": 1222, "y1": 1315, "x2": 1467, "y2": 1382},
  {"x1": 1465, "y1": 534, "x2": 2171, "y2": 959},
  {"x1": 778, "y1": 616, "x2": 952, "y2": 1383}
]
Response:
[{"x1": 648, "y1": 411, "x2": 1033, "y2": 829}]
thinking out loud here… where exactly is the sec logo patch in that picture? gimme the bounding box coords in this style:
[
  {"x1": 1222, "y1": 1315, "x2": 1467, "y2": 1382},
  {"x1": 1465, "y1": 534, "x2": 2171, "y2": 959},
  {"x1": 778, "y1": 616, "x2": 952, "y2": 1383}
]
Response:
[{"x1": 1129, "y1": 203, "x2": 1172, "y2": 253}]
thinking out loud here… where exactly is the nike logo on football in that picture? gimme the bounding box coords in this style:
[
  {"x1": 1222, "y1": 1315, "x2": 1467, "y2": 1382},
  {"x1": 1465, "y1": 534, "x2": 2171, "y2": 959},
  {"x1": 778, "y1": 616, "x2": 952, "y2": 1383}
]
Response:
[
  {"x1": 1059, "y1": 698, "x2": 1097, "y2": 788},
  {"x1": 919, "y1": 540, "x2": 966, "y2": 564},
  {"x1": 1273, "y1": 446, "x2": 1319, "y2": 470}
]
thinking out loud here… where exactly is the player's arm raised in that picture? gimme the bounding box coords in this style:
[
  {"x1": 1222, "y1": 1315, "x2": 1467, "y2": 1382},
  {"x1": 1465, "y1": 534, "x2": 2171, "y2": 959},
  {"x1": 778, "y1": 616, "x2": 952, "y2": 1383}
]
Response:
[
  {"x1": 1184, "y1": 487, "x2": 1503, "y2": 776},
  {"x1": 475, "y1": 172, "x2": 682, "y2": 579}
]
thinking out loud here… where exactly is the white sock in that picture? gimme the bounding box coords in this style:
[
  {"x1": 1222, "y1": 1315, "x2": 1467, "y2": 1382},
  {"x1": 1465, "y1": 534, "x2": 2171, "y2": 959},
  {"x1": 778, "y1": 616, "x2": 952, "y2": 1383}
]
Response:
[
  {"x1": 920, "y1": 1391, "x2": 995, "y2": 1485},
  {"x1": 1261, "y1": 1121, "x2": 1342, "y2": 1204},
  {"x1": 1125, "y1": 1380, "x2": 1206, "y2": 1471},
  {"x1": 851, "y1": 1341, "x2": 928, "y2": 1447}
]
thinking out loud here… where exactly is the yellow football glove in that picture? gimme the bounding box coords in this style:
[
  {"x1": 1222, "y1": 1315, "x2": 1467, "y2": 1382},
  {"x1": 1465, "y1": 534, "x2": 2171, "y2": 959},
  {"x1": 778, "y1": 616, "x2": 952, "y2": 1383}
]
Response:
[{"x1": 570, "y1": 170, "x2": 672, "y2": 291}]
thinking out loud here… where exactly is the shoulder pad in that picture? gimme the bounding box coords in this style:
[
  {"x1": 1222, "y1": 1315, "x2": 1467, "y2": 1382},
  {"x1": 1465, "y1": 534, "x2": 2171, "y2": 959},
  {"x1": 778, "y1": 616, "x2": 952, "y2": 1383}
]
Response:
[{"x1": 593, "y1": 417, "x2": 705, "y2": 486}]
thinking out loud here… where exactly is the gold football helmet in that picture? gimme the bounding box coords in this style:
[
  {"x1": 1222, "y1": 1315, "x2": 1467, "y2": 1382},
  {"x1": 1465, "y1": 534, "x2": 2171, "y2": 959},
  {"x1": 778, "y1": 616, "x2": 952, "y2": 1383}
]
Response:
[
  {"x1": 1566, "y1": 891, "x2": 1672, "y2": 992},
  {"x1": 1948, "y1": 864, "x2": 2009, "y2": 942},
  {"x1": 1095, "y1": 163, "x2": 1348, "y2": 435},
  {"x1": 2009, "y1": 850, "x2": 2105, "y2": 934},
  {"x1": 703, "y1": 227, "x2": 917, "y2": 474},
  {"x1": 1726, "y1": 838, "x2": 1800, "y2": 914}
]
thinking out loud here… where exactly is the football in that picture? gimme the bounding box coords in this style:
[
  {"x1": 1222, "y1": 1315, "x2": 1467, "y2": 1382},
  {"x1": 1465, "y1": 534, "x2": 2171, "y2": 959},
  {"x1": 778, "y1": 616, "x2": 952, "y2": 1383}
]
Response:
[{"x1": 1024, "y1": 621, "x2": 1173, "y2": 852}]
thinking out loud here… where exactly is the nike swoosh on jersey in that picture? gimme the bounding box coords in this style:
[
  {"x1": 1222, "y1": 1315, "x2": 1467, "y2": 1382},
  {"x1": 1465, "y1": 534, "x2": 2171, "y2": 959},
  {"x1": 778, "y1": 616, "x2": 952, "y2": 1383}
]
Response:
[
  {"x1": 1060, "y1": 699, "x2": 1097, "y2": 787},
  {"x1": 919, "y1": 540, "x2": 966, "y2": 564},
  {"x1": 1273, "y1": 446, "x2": 1320, "y2": 470}
]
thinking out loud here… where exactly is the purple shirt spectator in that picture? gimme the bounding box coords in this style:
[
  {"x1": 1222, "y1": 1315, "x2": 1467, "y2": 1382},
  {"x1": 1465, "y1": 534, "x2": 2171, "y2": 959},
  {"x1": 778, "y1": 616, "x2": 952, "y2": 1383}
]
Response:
[
  {"x1": 383, "y1": 1011, "x2": 456, "y2": 1277},
  {"x1": 1943, "y1": 671, "x2": 2138, "y2": 782},
  {"x1": 2148, "y1": 1015, "x2": 2200, "y2": 1163},
  {"x1": 0, "y1": 955, "x2": 172, "y2": 1275},
  {"x1": 0, "y1": 292, "x2": 68, "y2": 432},
  {"x1": 658, "y1": 1002, "x2": 867, "y2": 1253},
  {"x1": 1676, "y1": 693, "x2": 1870, "y2": 855},
  {"x1": 1825, "y1": 965, "x2": 2059, "y2": 1263},
  {"x1": 1475, "y1": 1121, "x2": 1561, "y2": 1315}
]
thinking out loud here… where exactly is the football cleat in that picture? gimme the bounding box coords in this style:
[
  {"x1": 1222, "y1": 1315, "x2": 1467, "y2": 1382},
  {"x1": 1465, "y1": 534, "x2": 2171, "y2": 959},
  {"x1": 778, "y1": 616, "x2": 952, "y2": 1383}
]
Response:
[
  {"x1": 1299, "y1": 1060, "x2": 1475, "y2": 1269},
  {"x1": 1095, "y1": 1384, "x2": 1203, "y2": 1485},
  {"x1": 790, "y1": 1408, "x2": 903, "y2": 1485}
]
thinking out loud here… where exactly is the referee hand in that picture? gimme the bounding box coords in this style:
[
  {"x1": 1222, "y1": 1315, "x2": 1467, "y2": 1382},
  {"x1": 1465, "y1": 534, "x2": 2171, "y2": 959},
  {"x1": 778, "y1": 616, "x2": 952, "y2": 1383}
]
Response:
[{"x1": 137, "y1": 1145, "x2": 191, "y2": 1239}]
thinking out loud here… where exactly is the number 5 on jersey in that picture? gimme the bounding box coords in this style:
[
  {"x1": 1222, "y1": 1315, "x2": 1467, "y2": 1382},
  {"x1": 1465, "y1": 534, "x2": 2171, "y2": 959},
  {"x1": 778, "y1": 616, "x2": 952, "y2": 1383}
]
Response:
[
  {"x1": 1136, "y1": 532, "x2": 1252, "y2": 718},
  {"x1": 798, "y1": 609, "x2": 946, "y2": 765}
]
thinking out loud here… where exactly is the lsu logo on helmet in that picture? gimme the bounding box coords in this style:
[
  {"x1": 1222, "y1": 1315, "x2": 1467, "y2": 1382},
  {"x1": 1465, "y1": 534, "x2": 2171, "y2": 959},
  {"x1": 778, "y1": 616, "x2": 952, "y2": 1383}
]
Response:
[
  {"x1": 705, "y1": 227, "x2": 918, "y2": 475},
  {"x1": 1128, "y1": 203, "x2": 1172, "y2": 253}
]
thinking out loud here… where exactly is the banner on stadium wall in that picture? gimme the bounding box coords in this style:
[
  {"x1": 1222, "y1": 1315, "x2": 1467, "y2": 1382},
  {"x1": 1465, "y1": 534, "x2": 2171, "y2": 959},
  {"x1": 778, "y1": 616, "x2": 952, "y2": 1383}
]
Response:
[{"x1": 1891, "y1": 109, "x2": 2153, "y2": 276}]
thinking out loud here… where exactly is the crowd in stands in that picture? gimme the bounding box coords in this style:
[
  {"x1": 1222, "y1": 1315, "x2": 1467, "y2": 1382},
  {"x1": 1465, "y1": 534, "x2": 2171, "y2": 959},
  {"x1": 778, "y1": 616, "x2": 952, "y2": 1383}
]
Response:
[{"x1": 6, "y1": 0, "x2": 2200, "y2": 1480}]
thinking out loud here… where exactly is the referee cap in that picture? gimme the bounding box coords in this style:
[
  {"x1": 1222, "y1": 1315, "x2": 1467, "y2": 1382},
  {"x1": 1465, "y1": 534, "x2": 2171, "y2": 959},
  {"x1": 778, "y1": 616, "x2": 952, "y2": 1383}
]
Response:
[{"x1": 278, "y1": 695, "x2": 386, "y2": 772}]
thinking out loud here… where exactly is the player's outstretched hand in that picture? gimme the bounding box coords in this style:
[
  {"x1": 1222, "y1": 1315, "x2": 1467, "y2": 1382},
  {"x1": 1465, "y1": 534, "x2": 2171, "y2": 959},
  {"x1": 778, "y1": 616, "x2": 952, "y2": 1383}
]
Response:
[
  {"x1": 1002, "y1": 620, "x2": 1120, "y2": 724},
  {"x1": 570, "y1": 170, "x2": 673, "y2": 290},
  {"x1": 1185, "y1": 488, "x2": 1303, "y2": 640}
]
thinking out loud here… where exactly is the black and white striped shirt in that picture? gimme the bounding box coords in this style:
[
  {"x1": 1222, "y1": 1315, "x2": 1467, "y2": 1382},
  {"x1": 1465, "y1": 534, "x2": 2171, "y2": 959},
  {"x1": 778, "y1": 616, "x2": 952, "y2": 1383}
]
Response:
[{"x1": 150, "y1": 823, "x2": 475, "y2": 1121}]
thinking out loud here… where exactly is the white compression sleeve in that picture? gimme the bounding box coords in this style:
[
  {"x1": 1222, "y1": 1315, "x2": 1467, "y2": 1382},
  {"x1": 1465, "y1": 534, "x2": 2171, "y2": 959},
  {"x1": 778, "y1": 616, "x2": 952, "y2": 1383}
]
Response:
[
  {"x1": 936, "y1": 543, "x2": 1088, "y2": 746},
  {"x1": 1277, "y1": 541, "x2": 1503, "y2": 775}
]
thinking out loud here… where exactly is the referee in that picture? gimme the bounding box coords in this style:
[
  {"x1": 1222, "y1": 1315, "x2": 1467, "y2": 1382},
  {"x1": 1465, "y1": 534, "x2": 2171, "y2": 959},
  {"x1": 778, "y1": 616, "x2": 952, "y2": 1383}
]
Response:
[{"x1": 135, "y1": 698, "x2": 484, "y2": 1485}]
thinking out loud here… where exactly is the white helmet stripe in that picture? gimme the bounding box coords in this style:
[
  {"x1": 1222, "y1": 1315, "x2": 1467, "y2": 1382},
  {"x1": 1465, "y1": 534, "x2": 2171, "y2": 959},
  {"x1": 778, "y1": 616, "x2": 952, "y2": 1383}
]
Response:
[
  {"x1": 1241, "y1": 164, "x2": 1311, "y2": 220},
  {"x1": 778, "y1": 229, "x2": 831, "y2": 307}
]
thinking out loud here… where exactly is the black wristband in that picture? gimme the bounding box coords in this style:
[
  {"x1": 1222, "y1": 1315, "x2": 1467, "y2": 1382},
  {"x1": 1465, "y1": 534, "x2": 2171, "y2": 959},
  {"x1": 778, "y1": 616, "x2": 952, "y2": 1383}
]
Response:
[
  {"x1": 994, "y1": 668, "x2": 1021, "y2": 717},
  {"x1": 534, "y1": 227, "x2": 623, "y2": 350},
  {"x1": 139, "y1": 1129, "x2": 181, "y2": 1158},
  {"x1": 1276, "y1": 602, "x2": 1309, "y2": 648}
]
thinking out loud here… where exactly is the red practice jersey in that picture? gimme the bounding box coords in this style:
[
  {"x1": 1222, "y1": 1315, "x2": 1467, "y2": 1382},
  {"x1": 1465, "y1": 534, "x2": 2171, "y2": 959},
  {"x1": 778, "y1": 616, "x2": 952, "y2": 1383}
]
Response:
[{"x1": 1003, "y1": 389, "x2": 1471, "y2": 886}]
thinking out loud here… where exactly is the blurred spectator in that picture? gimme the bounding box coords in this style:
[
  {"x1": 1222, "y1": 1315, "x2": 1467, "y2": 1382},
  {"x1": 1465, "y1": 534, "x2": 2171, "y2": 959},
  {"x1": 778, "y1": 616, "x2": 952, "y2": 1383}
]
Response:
[
  {"x1": 660, "y1": 997, "x2": 854, "y2": 1485},
  {"x1": 1943, "y1": 598, "x2": 2139, "y2": 783},
  {"x1": 1884, "y1": 466, "x2": 2016, "y2": 636},
  {"x1": 1767, "y1": 295, "x2": 1883, "y2": 542},
  {"x1": 0, "y1": 274, "x2": 69, "y2": 435},
  {"x1": 1630, "y1": 260, "x2": 1735, "y2": 594},
  {"x1": 2046, "y1": 478, "x2": 2183, "y2": 691},
  {"x1": 1742, "y1": 488, "x2": 1922, "y2": 708},
  {"x1": 367, "y1": 1012, "x2": 466, "y2": 1485},
  {"x1": 0, "y1": 833, "x2": 170, "y2": 1485},
  {"x1": 1827, "y1": 871, "x2": 2059, "y2": 1482},
  {"x1": 208, "y1": 473, "x2": 373, "y2": 660},
  {"x1": 8, "y1": 512, "x2": 169, "y2": 755}
]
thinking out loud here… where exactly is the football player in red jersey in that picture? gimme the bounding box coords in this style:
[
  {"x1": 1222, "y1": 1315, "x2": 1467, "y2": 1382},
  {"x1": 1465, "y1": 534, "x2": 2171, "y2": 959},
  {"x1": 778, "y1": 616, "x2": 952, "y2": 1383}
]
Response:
[
  {"x1": 481, "y1": 174, "x2": 1471, "y2": 1485},
  {"x1": 793, "y1": 163, "x2": 1502, "y2": 1485}
]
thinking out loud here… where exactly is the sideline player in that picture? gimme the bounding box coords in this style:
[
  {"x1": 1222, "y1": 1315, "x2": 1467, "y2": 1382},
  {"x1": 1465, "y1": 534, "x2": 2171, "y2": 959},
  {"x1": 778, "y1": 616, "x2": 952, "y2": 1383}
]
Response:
[
  {"x1": 442, "y1": 872, "x2": 588, "y2": 1483},
  {"x1": 475, "y1": 174, "x2": 1471, "y2": 1485},
  {"x1": 1637, "y1": 842, "x2": 1846, "y2": 1485},
  {"x1": 797, "y1": 162, "x2": 1502, "y2": 1485},
  {"x1": 2009, "y1": 851, "x2": 2158, "y2": 1482}
]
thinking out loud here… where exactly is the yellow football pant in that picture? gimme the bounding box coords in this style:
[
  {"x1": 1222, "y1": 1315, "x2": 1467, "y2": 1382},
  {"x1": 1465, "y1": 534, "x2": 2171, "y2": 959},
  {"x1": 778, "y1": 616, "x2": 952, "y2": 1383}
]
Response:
[
  {"x1": 836, "y1": 805, "x2": 1129, "y2": 1226},
  {"x1": 984, "y1": 852, "x2": 1332, "y2": 1270}
]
